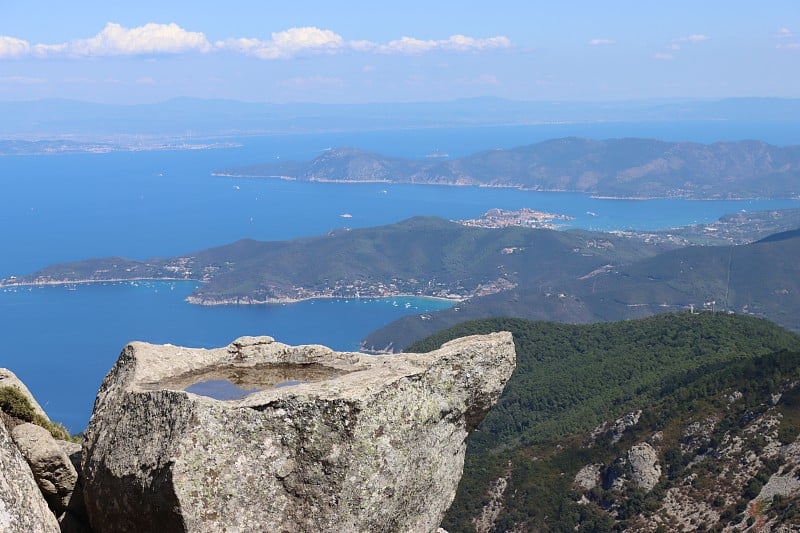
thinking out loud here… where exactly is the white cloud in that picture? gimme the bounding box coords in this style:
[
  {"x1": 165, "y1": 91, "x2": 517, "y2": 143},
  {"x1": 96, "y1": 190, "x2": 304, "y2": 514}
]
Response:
[
  {"x1": 673, "y1": 34, "x2": 710, "y2": 44},
  {"x1": 380, "y1": 34, "x2": 511, "y2": 55},
  {"x1": 2, "y1": 23, "x2": 512, "y2": 61},
  {"x1": 48, "y1": 22, "x2": 210, "y2": 57},
  {"x1": 0, "y1": 36, "x2": 31, "y2": 58},
  {"x1": 350, "y1": 40, "x2": 378, "y2": 52},
  {"x1": 653, "y1": 52, "x2": 674, "y2": 60},
  {"x1": 218, "y1": 30, "x2": 510, "y2": 59},
  {"x1": 217, "y1": 26, "x2": 344, "y2": 59},
  {"x1": 381, "y1": 36, "x2": 438, "y2": 55},
  {"x1": 773, "y1": 28, "x2": 799, "y2": 49},
  {"x1": 273, "y1": 27, "x2": 342, "y2": 51},
  {"x1": 588, "y1": 39, "x2": 616, "y2": 46}
]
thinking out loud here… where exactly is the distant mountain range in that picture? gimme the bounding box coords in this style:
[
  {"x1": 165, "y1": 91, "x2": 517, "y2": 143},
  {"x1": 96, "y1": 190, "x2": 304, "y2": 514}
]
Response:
[
  {"x1": 219, "y1": 138, "x2": 800, "y2": 199},
  {"x1": 3, "y1": 97, "x2": 800, "y2": 138}
]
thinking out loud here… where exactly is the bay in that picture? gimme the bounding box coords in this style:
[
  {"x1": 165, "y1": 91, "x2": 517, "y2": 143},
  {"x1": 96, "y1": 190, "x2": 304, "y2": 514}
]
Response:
[
  {"x1": 2, "y1": 121, "x2": 800, "y2": 432},
  {"x1": 0, "y1": 281, "x2": 451, "y2": 429}
]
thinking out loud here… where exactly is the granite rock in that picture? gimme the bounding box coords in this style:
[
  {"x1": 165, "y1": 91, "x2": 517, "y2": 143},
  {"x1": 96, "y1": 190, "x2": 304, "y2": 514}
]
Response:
[
  {"x1": 0, "y1": 418, "x2": 60, "y2": 532},
  {"x1": 0, "y1": 367, "x2": 50, "y2": 421},
  {"x1": 628, "y1": 442, "x2": 661, "y2": 491},
  {"x1": 12, "y1": 422, "x2": 79, "y2": 513},
  {"x1": 82, "y1": 332, "x2": 516, "y2": 533}
]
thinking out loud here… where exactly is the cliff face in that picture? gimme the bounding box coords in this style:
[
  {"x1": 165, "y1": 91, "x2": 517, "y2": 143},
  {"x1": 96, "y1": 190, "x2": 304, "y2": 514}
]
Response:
[{"x1": 81, "y1": 333, "x2": 516, "y2": 533}]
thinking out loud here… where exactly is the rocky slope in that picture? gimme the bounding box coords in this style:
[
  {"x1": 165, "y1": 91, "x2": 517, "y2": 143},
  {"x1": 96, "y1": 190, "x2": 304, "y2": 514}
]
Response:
[{"x1": 406, "y1": 314, "x2": 800, "y2": 532}]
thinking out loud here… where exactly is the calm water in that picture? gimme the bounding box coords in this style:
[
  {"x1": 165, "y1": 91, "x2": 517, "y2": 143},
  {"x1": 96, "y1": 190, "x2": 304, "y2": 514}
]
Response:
[{"x1": 1, "y1": 121, "x2": 799, "y2": 431}]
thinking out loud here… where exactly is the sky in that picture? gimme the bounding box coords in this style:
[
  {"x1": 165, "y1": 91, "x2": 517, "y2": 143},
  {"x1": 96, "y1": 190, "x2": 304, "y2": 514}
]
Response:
[{"x1": 0, "y1": 1, "x2": 798, "y2": 104}]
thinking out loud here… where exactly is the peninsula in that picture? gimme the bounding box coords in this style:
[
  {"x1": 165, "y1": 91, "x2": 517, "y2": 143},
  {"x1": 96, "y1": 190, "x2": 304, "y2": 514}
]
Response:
[
  {"x1": 4, "y1": 211, "x2": 800, "y2": 350},
  {"x1": 216, "y1": 138, "x2": 800, "y2": 200}
]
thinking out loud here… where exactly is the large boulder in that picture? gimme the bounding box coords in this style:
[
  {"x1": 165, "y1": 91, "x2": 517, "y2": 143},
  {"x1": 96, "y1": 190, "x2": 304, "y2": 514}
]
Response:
[
  {"x1": 11, "y1": 422, "x2": 79, "y2": 513},
  {"x1": 82, "y1": 332, "x2": 515, "y2": 533},
  {"x1": 0, "y1": 417, "x2": 60, "y2": 532}
]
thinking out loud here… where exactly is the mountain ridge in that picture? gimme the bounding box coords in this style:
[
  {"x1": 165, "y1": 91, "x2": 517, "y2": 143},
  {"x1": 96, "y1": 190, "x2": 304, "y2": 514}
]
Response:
[
  {"x1": 219, "y1": 138, "x2": 800, "y2": 199},
  {"x1": 5, "y1": 214, "x2": 800, "y2": 349},
  {"x1": 364, "y1": 225, "x2": 800, "y2": 350}
]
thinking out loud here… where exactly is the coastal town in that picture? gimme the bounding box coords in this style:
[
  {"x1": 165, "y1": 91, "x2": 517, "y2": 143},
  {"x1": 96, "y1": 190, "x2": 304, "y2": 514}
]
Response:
[{"x1": 455, "y1": 207, "x2": 574, "y2": 229}]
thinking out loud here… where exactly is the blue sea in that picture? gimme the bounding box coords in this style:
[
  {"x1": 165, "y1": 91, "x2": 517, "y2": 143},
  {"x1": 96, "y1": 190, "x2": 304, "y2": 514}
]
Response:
[{"x1": 2, "y1": 121, "x2": 799, "y2": 431}]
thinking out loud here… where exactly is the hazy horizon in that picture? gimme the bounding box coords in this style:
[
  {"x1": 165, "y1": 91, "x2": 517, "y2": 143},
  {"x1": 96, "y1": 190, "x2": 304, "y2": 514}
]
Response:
[{"x1": 2, "y1": 2, "x2": 798, "y2": 104}]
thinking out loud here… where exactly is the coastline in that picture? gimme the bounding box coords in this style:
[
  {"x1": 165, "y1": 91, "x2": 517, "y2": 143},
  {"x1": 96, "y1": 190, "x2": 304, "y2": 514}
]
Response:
[
  {"x1": 210, "y1": 173, "x2": 798, "y2": 201},
  {"x1": 185, "y1": 292, "x2": 464, "y2": 306},
  {"x1": 0, "y1": 277, "x2": 462, "y2": 307},
  {"x1": 0, "y1": 277, "x2": 201, "y2": 289}
]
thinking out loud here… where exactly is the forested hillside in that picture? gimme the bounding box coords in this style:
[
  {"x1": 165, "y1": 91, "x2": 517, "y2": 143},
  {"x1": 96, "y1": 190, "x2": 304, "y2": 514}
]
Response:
[
  {"x1": 219, "y1": 138, "x2": 800, "y2": 199},
  {"x1": 365, "y1": 227, "x2": 800, "y2": 350},
  {"x1": 407, "y1": 313, "x2": 800, "y2": 531}
]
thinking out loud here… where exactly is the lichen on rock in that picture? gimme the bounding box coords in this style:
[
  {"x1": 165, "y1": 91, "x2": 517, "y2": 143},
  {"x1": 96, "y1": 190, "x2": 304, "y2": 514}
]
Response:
[{"x1": 82, "y1": 332, "x2": 515, "y2": 533}]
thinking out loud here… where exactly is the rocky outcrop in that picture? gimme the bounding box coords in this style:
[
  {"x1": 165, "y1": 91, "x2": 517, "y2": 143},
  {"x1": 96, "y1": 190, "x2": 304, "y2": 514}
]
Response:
[
  {"x1": 11, "y1": 422, "x2": 79, "y2": 513},
  {"x1": 627, "y1": 442, "x2": 661, "y2": 491},
  {"x1": 82, "y1": 333, "x2": 516, "y2": 533},
  {"x1": 574, "y1": 463, "x2": 602, "y2": 491},
  {"x1": 0, "y1": 416, "x2": 60, "y2": 532},
  {"x1": 473, "y1": 466, "x2": 512, "y2": 533},
  {"x1": 0, "y1": 367, "x2": 50, "y2": 420},
  {"x1": 589, "y1": 410, "x2": 642, "y2": 446}
]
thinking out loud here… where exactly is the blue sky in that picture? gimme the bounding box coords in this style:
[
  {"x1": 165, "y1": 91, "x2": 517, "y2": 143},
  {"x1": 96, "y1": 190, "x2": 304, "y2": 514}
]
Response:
[{"x1": 1, "y1": 1, "x2": 798, "y2": 103}]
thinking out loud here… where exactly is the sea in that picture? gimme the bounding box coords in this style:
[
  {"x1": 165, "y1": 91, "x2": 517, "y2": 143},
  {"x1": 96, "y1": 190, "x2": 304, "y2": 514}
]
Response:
[{"x1": 2, "y1": 120, "x2": 800, "y2": 432}]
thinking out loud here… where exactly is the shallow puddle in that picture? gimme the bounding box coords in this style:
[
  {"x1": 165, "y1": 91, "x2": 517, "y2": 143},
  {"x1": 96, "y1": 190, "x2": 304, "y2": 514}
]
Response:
[{"x1": 144, "y1": 363, "x2": 352, "y2": 400}]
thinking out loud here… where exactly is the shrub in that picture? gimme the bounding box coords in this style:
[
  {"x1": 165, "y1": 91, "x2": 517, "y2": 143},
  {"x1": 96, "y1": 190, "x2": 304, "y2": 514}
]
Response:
[
  {"x1": 0, "y1": 386, "x2": 72, "y2": 441},
  {"x1": 777, "y1": 423, "x2": 800, "y2": 445},
  {"x1": 0, "y1": 386, "x2": 36, "y2": 421}
]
